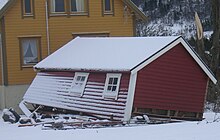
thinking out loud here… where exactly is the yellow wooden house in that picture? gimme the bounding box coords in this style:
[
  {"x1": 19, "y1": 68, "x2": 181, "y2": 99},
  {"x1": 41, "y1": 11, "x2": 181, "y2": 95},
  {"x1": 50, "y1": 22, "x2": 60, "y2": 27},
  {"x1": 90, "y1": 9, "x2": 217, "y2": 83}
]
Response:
[{"x1": 0, "y1": 0, "x2": 147, "y2": 112}]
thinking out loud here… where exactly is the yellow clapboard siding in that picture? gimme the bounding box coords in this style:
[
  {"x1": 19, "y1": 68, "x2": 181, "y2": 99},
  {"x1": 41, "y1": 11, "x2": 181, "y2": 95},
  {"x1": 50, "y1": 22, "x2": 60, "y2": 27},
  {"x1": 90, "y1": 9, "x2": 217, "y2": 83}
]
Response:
[{"x1": 4, "y1": 0, "x2": 134, "y2": 85}]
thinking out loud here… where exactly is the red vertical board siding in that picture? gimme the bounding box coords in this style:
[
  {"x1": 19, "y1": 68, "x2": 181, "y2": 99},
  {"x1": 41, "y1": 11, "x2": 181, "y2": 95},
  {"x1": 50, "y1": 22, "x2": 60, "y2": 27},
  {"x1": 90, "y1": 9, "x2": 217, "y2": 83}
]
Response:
[{"x1": 134, "y1": 43, "x2": 208, "y2": 113}]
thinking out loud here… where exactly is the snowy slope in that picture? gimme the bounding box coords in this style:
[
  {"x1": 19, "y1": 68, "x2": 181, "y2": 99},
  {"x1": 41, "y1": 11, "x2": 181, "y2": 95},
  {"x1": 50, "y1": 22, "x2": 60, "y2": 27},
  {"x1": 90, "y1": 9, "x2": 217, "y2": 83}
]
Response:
[
  {"x1": 136, "y1": 0, "x2": 212, "y2": 39},
  {"x1": 1, "y1": 112, "x2": 220, "y2": 140}
]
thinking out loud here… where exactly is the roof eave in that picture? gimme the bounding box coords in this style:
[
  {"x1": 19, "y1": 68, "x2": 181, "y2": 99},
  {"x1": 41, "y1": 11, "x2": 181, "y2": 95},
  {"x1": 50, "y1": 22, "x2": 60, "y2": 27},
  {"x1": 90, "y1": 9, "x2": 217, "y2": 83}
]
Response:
[
  {"x1": 122, "y1": 0, "x2": 148, "y2": 22},
  {"x1": 34, "y1": 67, "x2": 131, "y2": 73}
]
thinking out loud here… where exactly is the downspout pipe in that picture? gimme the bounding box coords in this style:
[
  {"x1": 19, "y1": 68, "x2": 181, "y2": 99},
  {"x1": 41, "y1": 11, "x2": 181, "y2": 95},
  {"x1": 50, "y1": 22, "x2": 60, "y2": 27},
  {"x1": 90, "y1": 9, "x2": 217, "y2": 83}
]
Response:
[
  {"x1": 45, "y1": 0, "x2": 50, "y2": 55},
  {"x1": 0, "y1": 34, "x2": 4, "y2": 85},
  {"x1": 0, "y1": 19, "x2": 6, "y2": 109}
]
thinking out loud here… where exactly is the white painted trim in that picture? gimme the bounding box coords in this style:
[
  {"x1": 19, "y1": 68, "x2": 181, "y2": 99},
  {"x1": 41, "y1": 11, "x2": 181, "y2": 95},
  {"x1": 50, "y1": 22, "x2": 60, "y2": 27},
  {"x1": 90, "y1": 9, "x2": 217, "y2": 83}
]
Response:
[
  {"x1": 103, "y1": 73, "x2": 122, "y2": 100},
  {"x1": 19, "y1": 100, "x2": 32, "y2": 117},
  {"x1": 131, "y1": 39, "x2": 179, "y2": 74},
  {"x1": 123, "y1": 72, "x2": 137, "y2": 121},
  {"x1": 131, "y1": 37, "x2": 217, "y2": 84},
  {"x1": 179, "y1": 38, "x2": 217, "y2": 84},
  {"x1": 69, "y1": 72, "x2": 89, "y2": 97}
]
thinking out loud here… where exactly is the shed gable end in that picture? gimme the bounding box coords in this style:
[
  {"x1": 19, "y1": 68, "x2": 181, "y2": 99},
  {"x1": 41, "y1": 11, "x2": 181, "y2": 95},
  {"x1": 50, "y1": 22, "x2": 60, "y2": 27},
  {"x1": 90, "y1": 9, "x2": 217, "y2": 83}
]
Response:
[{"x1": 134, "y1": 43, "x2": 208, "y2": 114}]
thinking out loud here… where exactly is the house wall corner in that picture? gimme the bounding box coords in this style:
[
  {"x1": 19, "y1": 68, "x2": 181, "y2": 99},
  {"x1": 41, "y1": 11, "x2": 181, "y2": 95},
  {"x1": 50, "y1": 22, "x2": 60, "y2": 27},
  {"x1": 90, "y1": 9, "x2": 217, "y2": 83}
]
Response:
[{"x1": 0, "y1": 85, "x2": 29, "y2": 114}]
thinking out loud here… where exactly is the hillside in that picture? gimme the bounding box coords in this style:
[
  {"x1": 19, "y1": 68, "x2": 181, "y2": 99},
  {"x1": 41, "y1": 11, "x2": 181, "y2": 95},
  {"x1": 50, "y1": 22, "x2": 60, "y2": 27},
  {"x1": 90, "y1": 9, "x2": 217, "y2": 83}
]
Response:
[{"x1": 133, "y1": 0, "x2": 212, "y2": 39}]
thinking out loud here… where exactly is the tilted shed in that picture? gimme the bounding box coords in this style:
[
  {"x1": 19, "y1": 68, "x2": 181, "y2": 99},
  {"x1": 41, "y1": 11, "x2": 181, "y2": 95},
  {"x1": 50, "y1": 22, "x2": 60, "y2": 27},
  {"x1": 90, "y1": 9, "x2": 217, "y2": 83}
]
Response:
[{"x1": 20, "y1": 36, "x2": 217, "y2": 121}]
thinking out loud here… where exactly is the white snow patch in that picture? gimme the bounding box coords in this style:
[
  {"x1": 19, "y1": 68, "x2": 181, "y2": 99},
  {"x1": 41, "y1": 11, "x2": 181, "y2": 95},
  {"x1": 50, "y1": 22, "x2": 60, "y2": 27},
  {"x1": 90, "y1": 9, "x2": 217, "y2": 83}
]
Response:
[
  {"x1": 0, "y1": 111, "x2": 220, "y2": 140},
  {"x1": 204, "y1": 31, "x2": 213, "y2": 39}
]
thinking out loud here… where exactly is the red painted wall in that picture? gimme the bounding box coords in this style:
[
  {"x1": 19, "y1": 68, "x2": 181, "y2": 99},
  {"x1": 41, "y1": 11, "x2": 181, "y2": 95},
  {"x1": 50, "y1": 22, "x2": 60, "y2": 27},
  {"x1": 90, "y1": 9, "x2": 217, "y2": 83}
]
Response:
[{"x1": 133, "y1": 43, "x2": 208, "y2": 113}]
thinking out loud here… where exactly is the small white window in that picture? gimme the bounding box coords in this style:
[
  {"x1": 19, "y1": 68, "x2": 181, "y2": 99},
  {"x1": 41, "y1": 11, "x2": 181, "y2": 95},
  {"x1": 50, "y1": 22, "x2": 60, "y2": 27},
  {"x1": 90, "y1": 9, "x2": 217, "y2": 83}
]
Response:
[
  {"x1": 69, "y1": 72, "x2": 89, "y2": 96},
  {"x1": 103, "y1": 73, "x2": 121, "y2": 99}
]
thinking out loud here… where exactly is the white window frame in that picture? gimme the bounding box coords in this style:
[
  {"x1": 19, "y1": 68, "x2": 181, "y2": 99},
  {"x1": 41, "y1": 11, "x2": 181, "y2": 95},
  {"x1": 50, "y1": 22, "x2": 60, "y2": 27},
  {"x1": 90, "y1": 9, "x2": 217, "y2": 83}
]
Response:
[
  {"x1": 69, "y1": 72, "x2": 89, "y2": 97},
  {"x1": 103, "y1": 73, "x2": 121, "y2": 100}
]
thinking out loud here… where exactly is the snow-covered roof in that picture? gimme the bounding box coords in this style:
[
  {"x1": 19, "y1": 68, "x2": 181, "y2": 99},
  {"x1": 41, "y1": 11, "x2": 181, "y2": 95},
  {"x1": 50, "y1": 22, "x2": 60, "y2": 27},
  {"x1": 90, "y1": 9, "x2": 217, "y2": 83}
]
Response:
[
  {"x1": 35, "y1": 36, "x2": 217, "y2": 84},
  {"x1": 0, "y1": 0, "x2": 8, "y2": 10},
  {"x1": 35, "y1": 36, "x2": 180, "y2": 71}
]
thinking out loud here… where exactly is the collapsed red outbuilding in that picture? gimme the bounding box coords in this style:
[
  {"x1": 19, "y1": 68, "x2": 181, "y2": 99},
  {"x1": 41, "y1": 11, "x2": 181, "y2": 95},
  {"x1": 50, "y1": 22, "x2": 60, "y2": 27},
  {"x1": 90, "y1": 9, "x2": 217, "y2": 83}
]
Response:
[{"x1": 20, "y1": 36, "x2": 217, "y2": 121}]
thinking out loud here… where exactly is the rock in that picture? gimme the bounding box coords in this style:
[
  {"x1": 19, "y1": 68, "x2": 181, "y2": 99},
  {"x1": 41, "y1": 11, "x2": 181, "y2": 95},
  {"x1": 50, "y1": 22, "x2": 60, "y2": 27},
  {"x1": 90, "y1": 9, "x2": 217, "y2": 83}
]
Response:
[
  {"x1": 2, "y1": 109, "x2": 15, "y2": 123},
  {"x1": 9, "y1": 108, "x2": 20, "y2": 122}
]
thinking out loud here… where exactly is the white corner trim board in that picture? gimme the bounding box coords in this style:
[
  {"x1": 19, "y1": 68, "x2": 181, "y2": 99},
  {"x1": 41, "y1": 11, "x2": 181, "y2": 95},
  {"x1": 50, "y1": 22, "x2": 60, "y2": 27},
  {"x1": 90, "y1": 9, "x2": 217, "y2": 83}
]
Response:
[
  {"x1": 19, "y1": 100, "x2": 32, "y2": 117},
  {"x1": 123, "y1": 72, "x2": 137, "y2": 121},
  {"x1": 179, "y1": 39, "x2": 217, "y2": 84}
]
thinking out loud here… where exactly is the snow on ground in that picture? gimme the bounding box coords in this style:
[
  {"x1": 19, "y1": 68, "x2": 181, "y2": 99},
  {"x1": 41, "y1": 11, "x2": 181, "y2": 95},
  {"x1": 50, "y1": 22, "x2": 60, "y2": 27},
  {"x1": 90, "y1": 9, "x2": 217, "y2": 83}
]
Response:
[
  {"x1": 204, "y1": 31, "x2": 213, "y2": 39},
  {"x1": 0, "y1": 111, "x2": 220, "y2": 140}
]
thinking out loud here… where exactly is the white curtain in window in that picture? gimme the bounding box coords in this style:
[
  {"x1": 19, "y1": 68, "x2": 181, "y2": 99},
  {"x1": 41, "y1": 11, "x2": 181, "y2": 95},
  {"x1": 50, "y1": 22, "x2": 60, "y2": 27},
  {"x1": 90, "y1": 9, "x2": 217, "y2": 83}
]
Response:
[
  {"x1": 76, "y1": 0, "x2": 85, "y2": 12},
  {"x1": 50, "y1": 0, "x2": 56, "y2": 12},
  {"x1": 22, "y1": 39, "x2": 38, "y2": 64}
]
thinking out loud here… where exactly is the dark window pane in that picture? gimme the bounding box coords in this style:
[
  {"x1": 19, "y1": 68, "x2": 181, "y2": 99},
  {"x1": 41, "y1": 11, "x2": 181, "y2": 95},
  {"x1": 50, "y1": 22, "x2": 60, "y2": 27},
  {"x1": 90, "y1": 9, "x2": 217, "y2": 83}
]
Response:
[
  {"x1": 113, "y1": 78, "x2": 118, "y2": 85},
  {"x1": 55, "y1": 0, "x2": 65, "y2": 12},
  {"x1": 107, "y1": 86, "x2": 112, "y2": 91},
  {"x1": 108, "y1": 78, "x2": 113, "y2": 84},
  {"x1": 105, "y1": 0, "x2": 111, "y2": 11},
  {"x1": 76, "y1": 76, "x2": 81, "y2": 81},
  {"x1": 81, "y1": 76, "x2": 85, "y2": 81},
  {"x1": 24, "y1": 0, "x2": 32, "y2": 14},
  {"x1": 112, "y1": 86, "x2": 117, "y2": 91},
  {"x1": 71, "y1": 0, "x2": 77, "y2": 12}
]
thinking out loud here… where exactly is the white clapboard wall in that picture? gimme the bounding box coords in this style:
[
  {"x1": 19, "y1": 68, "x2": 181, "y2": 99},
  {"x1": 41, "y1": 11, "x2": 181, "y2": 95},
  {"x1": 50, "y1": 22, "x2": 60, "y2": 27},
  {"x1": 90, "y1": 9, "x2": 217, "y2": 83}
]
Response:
[{"x1": 23, "y1": 72, "x2": 128, "y2": 120}]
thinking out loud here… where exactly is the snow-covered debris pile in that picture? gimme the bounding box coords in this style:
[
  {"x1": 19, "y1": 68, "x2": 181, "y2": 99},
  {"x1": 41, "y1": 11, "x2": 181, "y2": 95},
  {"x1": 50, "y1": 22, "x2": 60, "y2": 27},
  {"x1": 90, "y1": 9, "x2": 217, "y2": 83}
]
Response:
[
  {"x1": 0, "y1": 108, "x2": 170, "y2": 130},
  {"x1": 17, "y1": 113, "x2": 126, "y2": 130}
]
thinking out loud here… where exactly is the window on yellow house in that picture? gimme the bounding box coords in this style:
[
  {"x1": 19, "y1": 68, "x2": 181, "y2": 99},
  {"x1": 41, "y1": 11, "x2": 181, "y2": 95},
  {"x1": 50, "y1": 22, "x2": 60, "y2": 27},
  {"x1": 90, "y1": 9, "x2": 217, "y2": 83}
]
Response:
[
  {"x1": 70, "y1": 0, "x2": 88, "y2": 14},
  {"x1": 50, "y1": 0, "x2": 66, "y2": 13},
  {"x1": 22, "y1": 0, "x2": 34, "y2": 17},
  {"x1": 72, "y1": 32, "x2": 110, "y2": 38},
  {"x1": 19, "y1": 37, "x2": 41, "y2": 67},
  {"x1": 103, "y1": 0, "x2": 114, "y2": 15}
]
